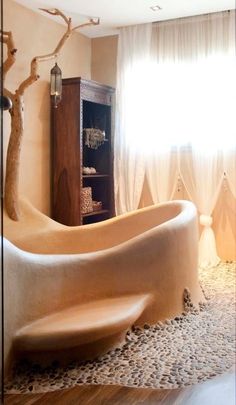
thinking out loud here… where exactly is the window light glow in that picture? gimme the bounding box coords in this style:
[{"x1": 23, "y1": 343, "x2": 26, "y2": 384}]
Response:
[{"x1": 121, "y1": 55, "x2": 236, "y2": 155}]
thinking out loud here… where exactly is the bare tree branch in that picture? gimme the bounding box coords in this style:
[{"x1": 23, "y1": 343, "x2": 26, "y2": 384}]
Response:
[
  {"x1": 2, "y1": 9, "x2": 100, "y2": 220},
  {"x1": 18, "y1": 11, "x2": 99, "y2": 95},
  {"x1": 72, "y1": 18, "x2": 100, "y2": 32},
  {"x1": 39, "y1": 8, "x2": 71, "y2": 25},
  {"x1": 1, "y1": 31, "x2": 17, "y2": 80},
  {"x1": 18, "y1": 9, "x2": 72, "y2": 94}
]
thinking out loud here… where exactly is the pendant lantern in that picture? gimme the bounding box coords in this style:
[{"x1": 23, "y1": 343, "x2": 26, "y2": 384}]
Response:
[{"x1": 50, "y1": 62, "x2": 62, "y2": 108}]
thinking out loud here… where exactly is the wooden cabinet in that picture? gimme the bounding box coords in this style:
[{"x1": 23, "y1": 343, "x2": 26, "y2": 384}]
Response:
[{"x1": 51, "y1": 77, "x2": 115, "y2": 226}]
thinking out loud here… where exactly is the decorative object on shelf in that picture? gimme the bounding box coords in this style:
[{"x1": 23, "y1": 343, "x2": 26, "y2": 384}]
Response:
[
  {"x1": 84, "y1": 128, "x2": 106, "y2": 149},
  {"x1": 83, "y1": 166, "x2": 97, "y2": 175},
  {"x1": 92, "y1": 200, "x2": 102, "y2": 211},
  {"x1": 50, "y1": 62, "x2": 62, "y2": 108},
  {"x1": 81, "y1": 187, "x2": 93, "y2": 214}
]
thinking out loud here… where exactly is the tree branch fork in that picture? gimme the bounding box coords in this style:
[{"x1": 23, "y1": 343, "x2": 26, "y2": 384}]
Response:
[{"x1": 2, "y1": 8, "x2": 100, "y2": 220}]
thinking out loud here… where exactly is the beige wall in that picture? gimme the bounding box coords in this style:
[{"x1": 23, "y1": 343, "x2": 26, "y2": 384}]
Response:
[
  {"x1": 4, "y1": 0, "x2": 91, "y2": 214},
  {"x1": 91, "y1": 35, "x2": 236, "y2": 260},
  {"x1": 91, "y1": 36, "x2": 118, "y2": 87}
]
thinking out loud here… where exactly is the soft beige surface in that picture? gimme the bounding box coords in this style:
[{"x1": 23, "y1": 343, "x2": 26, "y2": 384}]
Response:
[
  {"x1": 14, "y1": 295, "x2": 151, "y2": 351},
  {"x1": 3, "y1": 0, "x2": 91, "y2": 215},
  {"x1": 4, "y1": 198, "x2": 203, "y2": 373},
  {"x1": 4, "y1": 198, "x2": 186, "y2": 254}
]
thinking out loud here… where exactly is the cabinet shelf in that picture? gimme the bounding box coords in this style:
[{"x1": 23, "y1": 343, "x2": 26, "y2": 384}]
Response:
[
  {"x1": 83, "y1": 174, "x2": 110, "y2": 179},
  {"x1": 84, "y1": 138, "x2": 109, "y2": 143},
  {"x1": 82, "y1": 209, "x2": 109, "y2": 218}
]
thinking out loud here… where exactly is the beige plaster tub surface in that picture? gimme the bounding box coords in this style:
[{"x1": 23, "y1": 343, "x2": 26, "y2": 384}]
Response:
[
  {"x1": 4, "y1": 197, "x2": 197, "y2": 255},
  {"x1": 4, "y1": 198, "x2": 204, "y2": 372},
  {"x1": 14, "y1": 295, "x2": 151, "y2": 352}
]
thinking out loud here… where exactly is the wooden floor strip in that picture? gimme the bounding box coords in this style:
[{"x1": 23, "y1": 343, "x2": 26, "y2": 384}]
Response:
[{"x1": 4, "y1": 370, "x2": 235, "y2": 405}]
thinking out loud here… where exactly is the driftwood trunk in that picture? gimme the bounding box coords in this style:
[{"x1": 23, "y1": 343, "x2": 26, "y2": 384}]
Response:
[{"x1": 5, "y1": 93, "x2": 24, "y2": 220}]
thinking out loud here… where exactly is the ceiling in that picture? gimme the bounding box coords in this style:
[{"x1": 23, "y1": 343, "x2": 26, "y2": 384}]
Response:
[{"x1": 14, "y1": 0, "x2": 235, "y2": 38}]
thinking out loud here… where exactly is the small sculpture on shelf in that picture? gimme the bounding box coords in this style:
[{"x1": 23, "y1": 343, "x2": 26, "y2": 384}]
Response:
[
  {"x1": 83, "y1": 128, "x2": 106, "y2": 149},
  {"x1": 83, "y1": 166, "x2": 97, "y2": 175},
  {"x1": 92, "y1": 201, "x2": 102, "y2": 212}
]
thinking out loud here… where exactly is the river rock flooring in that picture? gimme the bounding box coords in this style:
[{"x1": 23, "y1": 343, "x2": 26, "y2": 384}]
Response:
[{"x1": 5, "y1": 261, "x2": 235, "y2": 394}]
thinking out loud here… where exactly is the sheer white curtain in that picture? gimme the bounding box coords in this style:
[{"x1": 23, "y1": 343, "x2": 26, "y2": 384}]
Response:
[
  {"x1": 223, "y1": 147, "x2": 236, "y2": 198},
  {"x1": 174, "y1": 12, "x2": 235, "y2": 268},
  {"x1": 179, "y1": 148, "x2": 224, "y2": 268},
  {"x1": 161, "y1": 11, "x2": 236, "y2": 268},
  {"x1": 114, "y1": 24, "x2": 152, "y2": 214},
  {"x1": 115, "y1": 11, "x2": 236, "y2": 266},
  {"x1": 146, "y1": 149, "x2": 178, "y2": 203}
]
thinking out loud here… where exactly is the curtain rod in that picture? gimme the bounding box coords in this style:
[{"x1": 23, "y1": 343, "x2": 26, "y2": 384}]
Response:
[
  {"x1": 117, "y1": 9, "x2": 234, "y2": 31},
  {"x1": 152, "y1": 9, "x2": 234, "y2": 26}
]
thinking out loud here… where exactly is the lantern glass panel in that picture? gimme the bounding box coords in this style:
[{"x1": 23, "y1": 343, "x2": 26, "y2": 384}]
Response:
[{"x1": 50, "y1": 63, "x2": 62, "y2": 96}]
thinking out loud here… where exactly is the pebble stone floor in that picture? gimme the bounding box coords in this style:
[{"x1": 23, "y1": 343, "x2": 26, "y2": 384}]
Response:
[{"x1": 5, "y1": 261, "x2": 236, "y2": 394}]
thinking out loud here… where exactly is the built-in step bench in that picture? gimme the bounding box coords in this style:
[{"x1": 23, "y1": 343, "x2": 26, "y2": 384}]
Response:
[{"x1": 13, "y1": 294, "x2": 151, "y2": 364}]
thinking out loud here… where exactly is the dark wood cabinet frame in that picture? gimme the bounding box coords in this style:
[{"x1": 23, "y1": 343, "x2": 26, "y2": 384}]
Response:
[{"x1": 51, "y1": 77, "x2": 115, "y2": 226}]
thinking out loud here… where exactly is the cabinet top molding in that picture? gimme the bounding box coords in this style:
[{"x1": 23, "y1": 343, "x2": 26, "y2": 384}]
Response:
[{"x1": 62, "y1": 77, "x2": 115, "y2": 93}]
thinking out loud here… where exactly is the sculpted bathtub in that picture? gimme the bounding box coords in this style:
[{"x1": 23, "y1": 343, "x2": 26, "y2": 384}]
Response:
[{"x1": 4, "y1": 198, "x2": 204, "y2": 372}]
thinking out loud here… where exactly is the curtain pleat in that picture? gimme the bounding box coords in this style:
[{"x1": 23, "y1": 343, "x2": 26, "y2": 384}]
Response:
[{"x1": 114, "y1": 24, "x2": 152, "y2": 214}]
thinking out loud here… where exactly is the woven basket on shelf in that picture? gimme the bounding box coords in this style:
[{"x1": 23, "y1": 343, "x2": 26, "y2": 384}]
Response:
[{"x1": 81, "y1": 187, "x2": 93, "y2": 214}]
